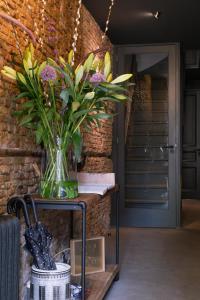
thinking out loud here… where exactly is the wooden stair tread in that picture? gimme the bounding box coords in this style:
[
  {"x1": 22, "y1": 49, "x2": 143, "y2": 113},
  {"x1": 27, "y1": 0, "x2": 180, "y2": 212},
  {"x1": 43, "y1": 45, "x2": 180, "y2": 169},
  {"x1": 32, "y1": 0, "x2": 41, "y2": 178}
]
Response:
[
  {"x1": 126, "y1": 198, "x2": 168, "y2": 204},
  {"x1": 134, "y1": 121, "x2": 168, "y2": 125},
  {"x1": 134, "y1": 110, "x2": 168, "y2": 113},
  {"x1": 126, "y1": 158, "x2": 168, "y2": 161},
  {"x1": 128, "y1": 133, "x2": 168, "y2": 136},
  {"x1": 126, "y1": 170, "x2": 167, "y2": 175},
  {"x1": 126, "y1": 145, "x2": 168, "y2": 148},
  {"x1": 126, "y1": 184, "x2": 167, "y2": 189}
]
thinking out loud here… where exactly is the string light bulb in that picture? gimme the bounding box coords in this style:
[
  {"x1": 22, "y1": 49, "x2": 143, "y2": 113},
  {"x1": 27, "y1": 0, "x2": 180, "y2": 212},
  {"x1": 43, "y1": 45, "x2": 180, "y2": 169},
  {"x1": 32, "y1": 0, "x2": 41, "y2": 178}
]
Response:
[
  {"x1": 153, "y1": 11, "x2": 161, "y2": 20},
  {"x1": 102, "y1": 0, "x2": 115, "y2": 42},
  {"x1": 71, "y1": 0, "x2": 82, "y2": 65}
]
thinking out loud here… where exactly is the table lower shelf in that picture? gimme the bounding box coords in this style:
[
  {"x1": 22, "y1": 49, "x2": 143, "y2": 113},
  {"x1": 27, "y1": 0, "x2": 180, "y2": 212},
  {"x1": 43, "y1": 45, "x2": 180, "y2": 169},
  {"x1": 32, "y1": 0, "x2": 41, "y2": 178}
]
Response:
[{"x1": 86, "y1": 264, "x2": 119, "y2": 300}]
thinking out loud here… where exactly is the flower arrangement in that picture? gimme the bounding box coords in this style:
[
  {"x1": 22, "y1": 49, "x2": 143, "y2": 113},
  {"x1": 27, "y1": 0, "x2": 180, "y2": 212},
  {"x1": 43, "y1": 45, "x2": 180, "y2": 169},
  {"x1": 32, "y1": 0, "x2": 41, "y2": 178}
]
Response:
[{"x1": 1, "y1": 44, "x2": 132, "y2": 198}]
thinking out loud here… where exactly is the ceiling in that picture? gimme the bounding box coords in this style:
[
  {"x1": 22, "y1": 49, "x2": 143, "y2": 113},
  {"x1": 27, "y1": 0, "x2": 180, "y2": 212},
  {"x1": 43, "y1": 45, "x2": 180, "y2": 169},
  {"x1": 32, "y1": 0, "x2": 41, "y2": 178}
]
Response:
[{"x1": 83, "y1": 0, "x2": 200, "y2": 48}]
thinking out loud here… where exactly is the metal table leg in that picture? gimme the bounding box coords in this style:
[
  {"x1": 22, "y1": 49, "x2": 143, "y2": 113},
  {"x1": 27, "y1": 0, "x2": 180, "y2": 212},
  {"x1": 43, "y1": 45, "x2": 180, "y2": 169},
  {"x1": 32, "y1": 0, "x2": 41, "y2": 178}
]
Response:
[
  {"x1": 80, "y1": 202, "x2": 87, "y2": 300},
  {"x1": 115, "y1": 190, "x2": 120, "y2": 281},
  {"x1": 70, "y1": 211, "x2": 74, "y2": 239}
]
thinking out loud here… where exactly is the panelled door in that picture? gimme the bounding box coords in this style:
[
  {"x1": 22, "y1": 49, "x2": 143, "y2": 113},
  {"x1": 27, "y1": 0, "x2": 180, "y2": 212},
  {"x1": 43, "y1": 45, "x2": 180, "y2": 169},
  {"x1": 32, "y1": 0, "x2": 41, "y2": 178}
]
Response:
[
  {"x1": 182, "y1": 90, "x2": 200, "y2": 198},
  {"x1": 114, "y1": 44, "x2": 181, "y2": 227}
]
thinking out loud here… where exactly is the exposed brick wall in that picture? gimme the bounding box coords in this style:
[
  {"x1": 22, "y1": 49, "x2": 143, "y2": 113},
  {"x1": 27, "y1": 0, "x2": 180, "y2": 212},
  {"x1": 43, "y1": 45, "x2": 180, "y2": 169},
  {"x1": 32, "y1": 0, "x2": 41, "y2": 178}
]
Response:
[
  {"x1": 0, "y1": 2, "x2": 113, "y2": 213},
  {"x1": 0, "y1": 0, "x2": 80, "y2": 213},
  {"x1": 0, "y1": 155, "x2": 41, "y2": 214},
  {"x1": 73, "y1": 195, "x2": 111, "y2": 239},
  {"x1": 0, "y1": 1, "x2": 113, "y2": 299},
  {"x1": 81, "y1": 7, "x2": 113, "y2": 172}
]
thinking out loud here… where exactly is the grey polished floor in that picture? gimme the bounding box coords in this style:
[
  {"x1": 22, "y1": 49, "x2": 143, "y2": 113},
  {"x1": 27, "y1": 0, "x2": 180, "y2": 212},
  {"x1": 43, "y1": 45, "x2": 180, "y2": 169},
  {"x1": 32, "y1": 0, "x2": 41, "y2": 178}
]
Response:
[{"x1": 105, "y1": 200, "x2": 200, "y2": 300}]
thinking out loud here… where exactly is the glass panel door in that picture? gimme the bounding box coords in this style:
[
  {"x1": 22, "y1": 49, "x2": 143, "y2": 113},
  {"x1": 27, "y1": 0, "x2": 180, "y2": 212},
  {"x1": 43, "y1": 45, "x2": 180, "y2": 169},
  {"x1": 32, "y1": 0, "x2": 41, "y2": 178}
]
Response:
[{"x1": 114, "y1": 44, "x2": 180, "y2": 227}]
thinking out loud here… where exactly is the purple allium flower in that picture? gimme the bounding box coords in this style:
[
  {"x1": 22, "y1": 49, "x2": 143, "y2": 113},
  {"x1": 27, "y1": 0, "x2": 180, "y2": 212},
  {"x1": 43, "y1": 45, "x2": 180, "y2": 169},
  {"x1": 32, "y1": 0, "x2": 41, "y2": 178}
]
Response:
[
  {"x1": 53, "y1": 49, "x2": 59, "y2": 55},
  {"x1": 41, "y1": 65, "x2": 57, "y2": 81},
  {"x1": 89, "y1": 72, "x2": 106, "y2": 84},
  {"x1": 48, "y1": 25, "x2": 56, "y2": 32},
  {"x1": 48, "y1": 36, "x2": 57, "y2": 42}
]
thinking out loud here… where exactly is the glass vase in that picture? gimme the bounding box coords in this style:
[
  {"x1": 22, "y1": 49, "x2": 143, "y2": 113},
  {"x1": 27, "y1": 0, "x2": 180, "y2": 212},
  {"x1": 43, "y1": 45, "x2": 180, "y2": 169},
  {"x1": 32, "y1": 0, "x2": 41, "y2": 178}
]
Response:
[{"x1": 40, "y1": 138, "x2": 79, "y2": 199}]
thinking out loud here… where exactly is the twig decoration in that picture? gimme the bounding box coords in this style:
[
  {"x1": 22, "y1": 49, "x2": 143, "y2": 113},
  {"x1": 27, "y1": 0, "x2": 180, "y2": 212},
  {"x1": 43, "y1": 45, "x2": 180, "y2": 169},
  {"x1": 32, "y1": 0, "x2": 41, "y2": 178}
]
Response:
[
  {"x1": 79, "y1": 46, "x2": 112, "y2": 65},
  {"x1": 0, "y1": 11, "x2": 36, "y2": 44}
]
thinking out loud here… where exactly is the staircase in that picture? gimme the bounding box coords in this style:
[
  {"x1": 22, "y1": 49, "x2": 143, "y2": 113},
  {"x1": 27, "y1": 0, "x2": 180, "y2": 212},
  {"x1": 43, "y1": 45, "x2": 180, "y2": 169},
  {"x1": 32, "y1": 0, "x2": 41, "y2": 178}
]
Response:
[{"x1": 125, "y1": 77, "x2": 169, "y2": 205}]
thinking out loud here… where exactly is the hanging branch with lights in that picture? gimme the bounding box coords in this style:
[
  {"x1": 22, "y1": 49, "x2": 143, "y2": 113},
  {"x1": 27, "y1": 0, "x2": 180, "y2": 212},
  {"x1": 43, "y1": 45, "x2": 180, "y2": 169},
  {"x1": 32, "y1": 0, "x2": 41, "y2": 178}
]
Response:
[
  {"x1": 72, "y1": 0, "x2": 115, "y2": 64},
  {"x1": 71, "y1": 0, "x2": 82, "y2": 65},
  {"x1": 0, "y1": 11, "x2": 36, "y2": 43},
  {"x1": 0, "y1": 0, "x2": 36, "y2": 60},
  {"x1": 102, "y1": 0, "x2": 115, "y2": 42}
]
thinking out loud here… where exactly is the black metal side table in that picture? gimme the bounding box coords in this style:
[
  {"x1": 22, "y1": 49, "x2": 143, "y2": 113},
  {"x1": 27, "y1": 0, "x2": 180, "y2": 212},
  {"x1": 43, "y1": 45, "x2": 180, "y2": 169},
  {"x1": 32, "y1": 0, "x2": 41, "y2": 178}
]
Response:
[
  {"x1": 9, "y1": 187, "x2": 119, "y2": 300},
  {"x1": 25, "y1": 197, "x2": 87, "y2": 300}
]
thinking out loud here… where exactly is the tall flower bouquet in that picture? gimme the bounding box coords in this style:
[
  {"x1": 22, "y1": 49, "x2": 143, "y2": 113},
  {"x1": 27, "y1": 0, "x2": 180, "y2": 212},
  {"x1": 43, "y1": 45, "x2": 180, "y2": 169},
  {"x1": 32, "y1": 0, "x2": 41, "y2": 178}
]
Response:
[{"x1": 1, "y1": 44, "x2": 132, "y2": 198}]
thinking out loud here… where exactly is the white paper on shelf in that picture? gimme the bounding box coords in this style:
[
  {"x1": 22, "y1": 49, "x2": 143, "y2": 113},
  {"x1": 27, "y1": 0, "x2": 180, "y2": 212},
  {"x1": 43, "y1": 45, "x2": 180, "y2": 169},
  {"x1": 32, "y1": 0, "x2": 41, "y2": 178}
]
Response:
[
  {"x1": 78, "y1": 183, "x2": 115, "y2": 195},
  {"x1": 77, "y1": 173, "x2": 115, "y2": 196}
]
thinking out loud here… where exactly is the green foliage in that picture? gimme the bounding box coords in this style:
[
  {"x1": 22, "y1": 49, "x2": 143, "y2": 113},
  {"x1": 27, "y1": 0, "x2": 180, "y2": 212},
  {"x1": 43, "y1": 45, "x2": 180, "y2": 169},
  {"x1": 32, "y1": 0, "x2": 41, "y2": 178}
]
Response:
[
  {"x1": 1, "y1": 43, "x2": 133, "y2": 159},
  {"x1": 111, "y1": 74, "x2": 133, "y2": 84},
  {"x1": 104, "y1": 52, "x2": 111, "y2": 79},
  {"x1": 60, "y1": 89, "x2": 69, "y2": 105},
  {"x1": 75, "y1": 65, "x2": 84, "y2": 86},
  {"x1": 72, "y1": 130, "x2": 82, "y2": 162},
  {"x1": 84, "y1": 53, "x2": 94, "y2": 72}
]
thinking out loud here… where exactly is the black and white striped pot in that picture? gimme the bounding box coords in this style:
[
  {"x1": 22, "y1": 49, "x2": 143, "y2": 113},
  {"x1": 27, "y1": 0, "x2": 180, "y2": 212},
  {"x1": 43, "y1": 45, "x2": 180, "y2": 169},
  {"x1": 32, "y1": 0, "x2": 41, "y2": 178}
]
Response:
[{"x1": 30, "y1": 263, "x2": 71, "y2": 300}]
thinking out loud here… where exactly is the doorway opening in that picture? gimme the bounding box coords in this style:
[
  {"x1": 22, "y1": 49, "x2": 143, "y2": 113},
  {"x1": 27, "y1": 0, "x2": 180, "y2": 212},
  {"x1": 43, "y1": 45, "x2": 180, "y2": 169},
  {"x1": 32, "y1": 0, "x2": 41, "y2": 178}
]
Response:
[{"x1": 182, "y1": 50, "x2": 200, "y2": 229}]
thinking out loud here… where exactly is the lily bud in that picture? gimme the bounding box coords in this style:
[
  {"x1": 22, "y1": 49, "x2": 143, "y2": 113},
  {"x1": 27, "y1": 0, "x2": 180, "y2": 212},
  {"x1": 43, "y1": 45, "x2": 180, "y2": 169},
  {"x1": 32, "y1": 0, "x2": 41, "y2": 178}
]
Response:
[
  {"x1": 1, "y1": 66, "x2": 17, "y2": 80},
  {"x1": 17, "y1": 73, "x2": 27, "y2": 85},
  {"x1": 59, "y1": 56, "x2": 66, "y2": 66},
  {"x1": 68, "y1": 50, "x2": 74, "y2": 65}
]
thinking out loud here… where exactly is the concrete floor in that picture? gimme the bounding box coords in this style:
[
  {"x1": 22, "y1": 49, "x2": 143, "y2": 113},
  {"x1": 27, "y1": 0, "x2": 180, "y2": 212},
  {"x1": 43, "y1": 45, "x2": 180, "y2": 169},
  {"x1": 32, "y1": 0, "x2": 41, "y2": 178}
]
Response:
[{"x1": 105, "y1": 200, "x2": 200, "y2": 300}]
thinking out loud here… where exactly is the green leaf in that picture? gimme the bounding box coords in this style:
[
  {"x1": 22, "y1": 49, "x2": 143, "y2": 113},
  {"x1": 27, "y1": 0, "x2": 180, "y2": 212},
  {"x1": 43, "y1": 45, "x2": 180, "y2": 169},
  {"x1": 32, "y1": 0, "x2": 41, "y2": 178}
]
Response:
[
  {"x1": 72, "y1": 131, "x2": 82, "y2": 162},
  {"x1": 84, "y1": 124, "x2": 93, "y2": 132},
  {"x1": 60, "y1": 89, "x2": 69, "y2": 104},
  {"x1": 55, "y1": 112, "x2": 61, "y2": 120},
  {"x1": 72, "y1": 108, "x2": 95, "y2": 120},
  {"x1": 47, "y1": 58, "x2": 58, "y2": 67},
  {"x1": 95, "y1": 118, "x2": 101, "y2": 128},
  {"x1": 111, "y1": 74, "x2": 133, "y2": 84},
  {"x1": 83, "y1": 53, "x2": 94, "y2": 72},
  {"x1": 25, "y1": 123, "x2": 37, "y2": 129},
  {"x1": 15, "y1": 92, "x2": 30, "y2": 100},
  {"x1": 17, "y1": 72, "x2": 27, "y2": 85},
  {"x1": 12, "y1": 110, "x2": 24, "y2": 117},
  {"x1": 112, "y1": 94, "x2": 127, "y2": 100},
  {"x1": 19, "y1": 115, "x2": 33, "y2": 126},
  {"x1": 75, "y1": 65, "x2": 84, "y2": 86},
  {"x1": 35, "y1": 125, "x2": 43, "y2": 144},
  {"x1": 92, "y1": 113, "x2": 113, "y2": 120},
  {"x1": 100, "y1": 82, "x2": 127, "y2": 91},
  {"x1": 63, "y1": 63, "x2": 74, "y2": 77},
  {"x1": 21, "y1": 101, "x2": 34, "y2": 109},
  {"x1": 46, "y1": 109, "x2": 54, "y2": 121}
]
